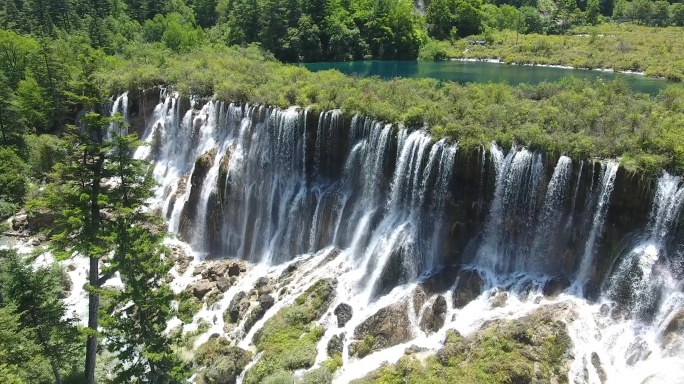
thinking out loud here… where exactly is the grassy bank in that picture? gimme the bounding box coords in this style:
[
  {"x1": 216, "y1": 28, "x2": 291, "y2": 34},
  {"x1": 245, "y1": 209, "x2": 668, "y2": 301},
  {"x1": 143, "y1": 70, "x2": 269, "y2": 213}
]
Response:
[{"x1": 437, "y1": 24, "x2": 684, "y2": 81}]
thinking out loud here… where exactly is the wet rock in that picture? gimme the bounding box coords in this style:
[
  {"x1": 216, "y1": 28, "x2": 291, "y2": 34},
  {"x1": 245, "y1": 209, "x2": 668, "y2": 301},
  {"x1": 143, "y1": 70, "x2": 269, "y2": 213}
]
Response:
[
  {"x1": 452, "y1": 270, "x2": 483, "y2": 308},
  {"x1": 255, "y1": 277, "x2": 269, "y2": 288},
  {"x1": 12, "y1": 214, "x2": 28, "y2": 230},
  {"x1": 202, "y1": 261, "x2": 230, "y2": 281},
  {"x1": 259, "y1": 293, "x2": 275, "y2": 310},
  {"x1": 278, "y1": 261, "x2": 300, "y2": 283},
  {"x1": 319, "y1": 247, "x2": 343, "y2": 266},
  {"x1": 351, "y1": 301, "x2": 413, "y2": 357},
  {"x1": 419, "y1": 295, "x2": 447, "y2": 334},
  {"x1": 625, "y1": 338, "x2": 652, "y2": 366},
  {"x1": 533, "y1": 301, "x2": 579, "y2": 323},
  {"x1": 243, "y1": 294, "x2": 274, "y2": 333},
  {"x1": 167, "y1": 244, "x2": 193, "y2": 275},
  {"x1": 489, "y1": 290, "x2": 509, "y2": 308},
  {"x1": 663, "y1": 309, "x2": 684, "y2": 341},
  {"x1": 334, "y1": 303, "x2": 353, "y2": 327},
  {"x1": 66, "y1": 263, "x2": 78, "y2": 272},
  {"x1": 542, "y1": 277, "x2": 571, "y2": 298},
  {"x1": 419, "y1": 265, "x2": 460, "y2": 294},
  {"x1": 327, "y1": 333, "x2": 345, "y2": 356},
  {"x1": 193, "y1": 265, "x2": 206, "y2": 276},
  {"x1": 412, "y1": 286, "x2": 427, "y2": 316},
  {"x1": 227, "y1": 261, "x2": 245, "y2": 277},
  {"x1": 216, "y1": 277, "x2": 231, "y2": 293},
  {"x1": 591, "y1": 352, "x2": 607, "y2": 383},
  {"x1": 404, "y1": 345, "x2": 428, "y2": 355},
  {"x1": 192, "y1": 281, "x2": 214, "y2": 299},
  {"x1": 225, "y1": 291, "x2": 249, "y2": 324}
]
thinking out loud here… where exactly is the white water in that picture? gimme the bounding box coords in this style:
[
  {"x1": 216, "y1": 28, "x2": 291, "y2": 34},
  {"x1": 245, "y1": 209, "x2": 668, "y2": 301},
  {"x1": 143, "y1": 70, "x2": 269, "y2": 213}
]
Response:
[
  {"x1": 112, "y1": 94, "x2": 684, "y2": 383},
  {"x1": 574, "y1": 161, "x2": 620, "y2": 293}
]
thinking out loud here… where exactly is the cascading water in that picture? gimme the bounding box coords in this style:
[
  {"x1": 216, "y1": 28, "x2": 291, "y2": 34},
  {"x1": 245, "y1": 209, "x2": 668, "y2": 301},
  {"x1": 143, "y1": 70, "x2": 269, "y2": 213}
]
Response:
[
  {"x1": 574, "y1": 161, "x2": 619, "y2": 293},
  {"x1": 123, "y1": 92, "x2": 684, "y2": 383},
  {"x1": 605, "y1": 172, "x2": 684, "y2": 318},
  {"x1": 108, "y1": 92, "x2": 129, "y2": 139}
]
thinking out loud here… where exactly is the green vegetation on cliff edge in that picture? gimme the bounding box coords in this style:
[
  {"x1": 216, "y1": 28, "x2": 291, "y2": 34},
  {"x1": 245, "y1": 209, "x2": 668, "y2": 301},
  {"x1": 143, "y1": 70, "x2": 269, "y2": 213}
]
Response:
[{"x1": 101, "y1": 43, "x2": 684, "y2": 174}]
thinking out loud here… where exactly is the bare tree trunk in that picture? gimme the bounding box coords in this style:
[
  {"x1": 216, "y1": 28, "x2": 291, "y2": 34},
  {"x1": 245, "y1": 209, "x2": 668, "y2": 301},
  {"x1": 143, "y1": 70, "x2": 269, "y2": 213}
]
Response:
[{"x1": 85, "y1": 256, "x2": 99, "y2": 384}]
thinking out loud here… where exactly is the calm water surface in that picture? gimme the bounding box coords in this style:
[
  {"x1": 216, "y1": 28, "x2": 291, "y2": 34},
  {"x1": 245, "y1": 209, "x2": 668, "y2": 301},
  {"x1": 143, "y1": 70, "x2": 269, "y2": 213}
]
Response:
[{"x1": 302, "y1": 60, "x2": 672, "y2": 95}]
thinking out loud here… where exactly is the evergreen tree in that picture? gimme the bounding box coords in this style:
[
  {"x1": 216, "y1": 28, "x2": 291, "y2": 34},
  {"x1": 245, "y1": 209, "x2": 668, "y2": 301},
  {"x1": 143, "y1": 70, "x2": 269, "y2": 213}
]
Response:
[
  {"x1": 0, "y1": 75, "x2": 25, "y2": 146},
  {"x1": 0, "y1": 304, "x2": 51, "y2": 383},
  {"x1": 0, "y1": 250, "x2": 83, "y2": 384},
  {"x1": 587, "y1": 0, "x2": 601, "y2": 24},
  {"x1": 100, "y1": 122, "x2": 188, "y2": 383},
  {"x1": 36, "y1": 111, "x2": 114, "y2": 384}
]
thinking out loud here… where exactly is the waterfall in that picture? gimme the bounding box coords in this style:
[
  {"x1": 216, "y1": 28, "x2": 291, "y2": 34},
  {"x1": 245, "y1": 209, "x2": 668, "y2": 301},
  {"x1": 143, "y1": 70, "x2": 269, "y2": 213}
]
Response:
[
  {"x1": 529, "y1": 156, "x2": 573, "y2": 272},
  {"x1": 108, "y1": 92, "x2": 129, "y2": 139},
  {"x1": 125, "y1": 94, "x2": 684, "y2": 384},
  {"x1": 605, "y1": 172, "x2": 684, "y2": 318},
  {"x1": 474, "y1": 147, "x2": 545, "y2": 274},
  {"x1": 574, "y1": 161, "x2": 619, "y2": 292}
]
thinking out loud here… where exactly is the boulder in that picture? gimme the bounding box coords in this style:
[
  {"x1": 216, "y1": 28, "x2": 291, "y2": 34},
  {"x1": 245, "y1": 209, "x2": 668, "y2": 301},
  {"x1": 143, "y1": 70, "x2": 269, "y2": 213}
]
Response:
[
  {"x1": 168, "y1": 245, "x2": 192, "y2": 275},
  {"x1": 327, "y1": 333, "x2": 345, "y2": 356},
  {"x1": 351, "y1": 301, "x2": 413, "y2": 357},
  {"x1": 419, "y1": 295, "x2": 447, "y2": 334},
  {"x1": 452, "y1": 270, "x2": 484, "y2": 308},
  {"x1": 419, "y1": 265, "x2": 461, "y2": 294},
  {"x1": 663, "y1": 309, "x2": 684, "y2": 341},
  {"x1": 278, "y1": 261, "x2": 300, "y2": 283},
  {"x1": 436, "y1": 329, "x2": 466, "y2": 365},
  {"x1": 227, "y1": 261, "x2": 246, "y2": 277},
  {"x1": 203, "y1": 261, "x2": 231, "y2": 281},
  {"x1": 192, "y1": 281, "x2": 215, "y2": 300},
  {"x1": 11, "y1": 214, "x2": 28, "y2": 230},
  {"x1": 243, "y1": 294, "x2": 274, "y2": 333},
  {"x1": 591, "y1": 352, "x2": 607, "y2": 384},
  {"x1": 216, "y1": 277, "x2": 231, "y2": 293},
  {"x1": 404, "y1": 345, "x2": 428, "y2": 355},
  {"x1": 225, "y1": 291, "x2": 249, "y2": 324},
  {"x1": 412, "y1": 286, "x2": 427, "y2": 316},
  {"x1": 334, "y1": 303, "x2": 353, "y2": 327},
  {"x1": 196, "y1": 338, "x2": 252, "y2": 384},
  {"x1": 489, "y1": 290, "x2": 509, "y2": 308},
  {"x1": 542, "y1": 277, "x2": 571, "y2": 298},
  {"x1": 625, "y1": 338, "x2": 652, "y2": 366},
  {"x1": 193, "y1": 264, "x2": 206, "y2": 276}
]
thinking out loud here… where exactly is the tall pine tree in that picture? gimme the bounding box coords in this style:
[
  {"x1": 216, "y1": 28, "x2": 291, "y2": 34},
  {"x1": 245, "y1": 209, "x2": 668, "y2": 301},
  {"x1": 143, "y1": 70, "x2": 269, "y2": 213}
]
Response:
[
  {"x1": 36, "y1": 111, "x2": 113, "y2": 384},
  {"x1": 100, "y1": 123, "x2": 188, "y2": 383}
]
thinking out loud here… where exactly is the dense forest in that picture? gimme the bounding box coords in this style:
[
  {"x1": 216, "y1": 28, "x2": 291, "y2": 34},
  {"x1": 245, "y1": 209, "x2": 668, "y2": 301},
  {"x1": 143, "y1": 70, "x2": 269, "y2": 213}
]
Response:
[{"x1": 1, "y1": 0, "x2": 684, "y2": 383}]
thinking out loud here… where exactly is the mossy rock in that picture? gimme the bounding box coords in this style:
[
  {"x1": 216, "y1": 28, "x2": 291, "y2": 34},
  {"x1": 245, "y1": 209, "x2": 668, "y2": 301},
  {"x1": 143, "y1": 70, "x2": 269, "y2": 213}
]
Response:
[
  {"x1": 351, "y1": 301, "x2": 413, "y2": 357},
  {"x1": 352, "y1": 305, "x2": 574, "y2": 384},
  {"x1": 195, "y1": 337, "x2": 252, "y2": 384},
  {"x1": 176, "y1": 290, "x2": 203, "y2": 323},
  {"x1": 243, "y1": 279, "x2": 336, "y2": 384}
]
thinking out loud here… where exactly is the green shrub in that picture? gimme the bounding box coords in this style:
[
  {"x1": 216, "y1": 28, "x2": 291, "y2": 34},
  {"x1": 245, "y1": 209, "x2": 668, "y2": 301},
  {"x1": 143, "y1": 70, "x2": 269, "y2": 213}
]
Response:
[
  {"x1": 418, "y1": 40, "x2": 448, "y2": 61},
  {"x1": 177, "y1": 291, "x2": 203, "y2": 323},
  {"x1": 0, "y1": 148, "x2": 28, "y2": 204},
  {"x1": 243, "y1": 280, "x2": 335, "y2": 384},
  {"x1": 25, "y1": 134, "x2": 64, "y2": 179}
]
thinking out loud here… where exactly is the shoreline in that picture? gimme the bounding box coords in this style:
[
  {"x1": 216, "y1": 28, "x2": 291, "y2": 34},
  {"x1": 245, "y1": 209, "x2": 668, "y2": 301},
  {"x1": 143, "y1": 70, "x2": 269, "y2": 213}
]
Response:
[{"x1": 446, "y1": 57, "x2": 653, "y2": 78}]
